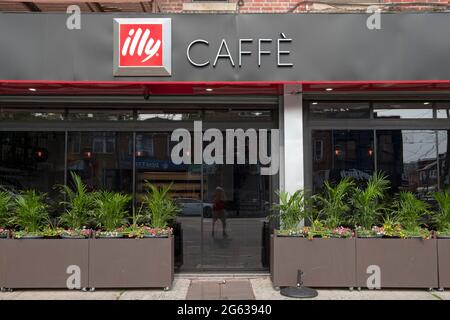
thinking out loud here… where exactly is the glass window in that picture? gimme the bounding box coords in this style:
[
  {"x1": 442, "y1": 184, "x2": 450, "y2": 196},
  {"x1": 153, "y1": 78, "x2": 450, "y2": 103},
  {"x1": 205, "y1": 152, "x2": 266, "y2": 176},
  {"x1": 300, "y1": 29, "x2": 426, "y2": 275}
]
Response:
[
  {"x1": 137, "y1": 111, "x2": 201, "y2": 122},
  {"x1": 0, "y1": 108, "x2": 64, "y2": 121},
  {"x1": 312, "y1": 130, "x2": 374, "y2": 193},
  {"x1": 309, "y1": 102, "x2": 370, "y2": 119},
  {"x1": 204, "y1": 109, "x2": 274, "y2": 122},
  {"x1": 68, "y1": 109, "x2": 133, "y2": 121},
  {"x1": 135, "y1": 132, "x2": 197, "y2": 199},
  {"x1": 0, "y1": 132, "x2": 65, "y2": 197},
  {"x1": 377, "y1": 130, "x2": 438, "y2": 197},
  {"x1": 374, "y1": 102, "x2": 433, "y2": 119},
  {"x1": 437, "y1": 103, "x2": 450, "y2": 119},
  {"x1": 438, "y1": 130, "x2": 450, "y2": 190},
  {"x1": 67, "y1": 132, "x2": 132, "y2": 193}
]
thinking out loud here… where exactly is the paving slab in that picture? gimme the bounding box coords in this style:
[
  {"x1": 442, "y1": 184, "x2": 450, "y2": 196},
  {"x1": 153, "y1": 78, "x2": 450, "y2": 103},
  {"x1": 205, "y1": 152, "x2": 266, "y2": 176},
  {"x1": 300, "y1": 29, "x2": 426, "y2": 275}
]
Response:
[
  {"x1": 0, "y1": 289, "x2": 122, "y2": 300},
  {"x1": 119, "y1": 279, "x2": 191, "y2": 300},
  {"x1": 186, "y1": 280, "x2": 255, "y2": 300},
  {"x1": 250, "y1": 277, "x2": 439, "y2": 300},
  {"x1": 432, "y1": 290, "x2": 450, "y2": 300}
]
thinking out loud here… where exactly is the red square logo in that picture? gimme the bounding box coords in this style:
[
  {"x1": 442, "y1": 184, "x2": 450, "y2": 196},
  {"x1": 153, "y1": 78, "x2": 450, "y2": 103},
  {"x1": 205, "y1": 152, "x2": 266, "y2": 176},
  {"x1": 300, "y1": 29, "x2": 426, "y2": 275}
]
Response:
[{"x1": 119, "y1": 23, "x2": 163, "y2": 67}]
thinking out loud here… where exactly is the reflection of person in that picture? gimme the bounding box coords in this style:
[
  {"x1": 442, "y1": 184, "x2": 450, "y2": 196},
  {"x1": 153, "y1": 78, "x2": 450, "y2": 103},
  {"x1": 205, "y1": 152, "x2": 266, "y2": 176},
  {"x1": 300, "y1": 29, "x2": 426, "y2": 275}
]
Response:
[{"x1": 212, "y1": 186, "x2": 227, "y2": 238}]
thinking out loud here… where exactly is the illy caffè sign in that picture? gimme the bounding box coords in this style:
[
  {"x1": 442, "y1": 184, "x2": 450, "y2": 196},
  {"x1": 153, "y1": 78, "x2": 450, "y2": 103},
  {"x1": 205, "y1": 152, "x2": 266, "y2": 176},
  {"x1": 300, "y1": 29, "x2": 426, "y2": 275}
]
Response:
[
  {"x1": 113, "y1": 18, "x2": 293, "y2": 77},
  {"x1": 113, "y1": 18, "x2": 172, "y2": 76}
]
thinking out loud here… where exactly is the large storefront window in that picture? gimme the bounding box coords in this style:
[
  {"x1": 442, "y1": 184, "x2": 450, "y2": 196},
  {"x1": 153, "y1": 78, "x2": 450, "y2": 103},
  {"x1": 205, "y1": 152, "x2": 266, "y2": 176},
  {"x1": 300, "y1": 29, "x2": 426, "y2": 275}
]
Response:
[
  {"x1": 308, "y1": 101, "x2": 450, "y2": 197},
  {"x1": 312, "y1": 130, "x2": 374, "y2": 192},
  {"x1": 67, "y1": 132, "x2": 133, "y2": 193},
  {"x1": 377, "y1": 130, "x2": 438, "y2": 196},
  {"x1": 0, "y1": 132, "x2": 65, "y2": 196}
]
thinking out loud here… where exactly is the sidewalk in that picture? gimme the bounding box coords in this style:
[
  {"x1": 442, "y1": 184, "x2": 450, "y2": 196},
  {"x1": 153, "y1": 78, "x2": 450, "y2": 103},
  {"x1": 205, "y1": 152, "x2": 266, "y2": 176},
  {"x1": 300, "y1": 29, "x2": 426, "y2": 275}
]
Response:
[{"x1": 0, "y1": 277, "x2": 449, "y2": 300}]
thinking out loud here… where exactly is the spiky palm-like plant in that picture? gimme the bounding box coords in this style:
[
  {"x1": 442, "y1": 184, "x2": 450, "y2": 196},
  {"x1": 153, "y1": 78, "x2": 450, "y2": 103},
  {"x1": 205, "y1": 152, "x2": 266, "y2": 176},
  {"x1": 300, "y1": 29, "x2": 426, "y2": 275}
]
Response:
[
  {"x1": 315, "y1": 178, "x2": 354, "y2": 229},
  {"x1": 139, "y1": 183, "x2": 179, "y2": 229},
  {"x1": 432, "y1": 190, "x2": 450, "y2": 232},
  {"x1": 59, "y1": 172, "x2": 95, "y2": 230},
  {"x1": 350, "y1": 172, "x2": 390, "y2": 230},
  {"x1": 93, "y1": 191, "x2": 131, "y2": 231},
  {"x1": 10, "y1": 190, "x2": 49, "y2": 233},
  {"x1": 392, "y1": 191, "x2": 429, "y2": 231},
  {"x1": 271, "y1": 189, "x2": 313, "y2": 230},
  {"x1": 0, "y1": 191, "x2": 12, "y2": 228}
]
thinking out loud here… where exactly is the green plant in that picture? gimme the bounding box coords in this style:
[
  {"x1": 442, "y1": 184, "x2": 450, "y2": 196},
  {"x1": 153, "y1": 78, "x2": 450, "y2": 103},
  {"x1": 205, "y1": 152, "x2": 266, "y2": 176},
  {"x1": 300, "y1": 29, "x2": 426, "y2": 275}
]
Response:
[
  {"x1": 59, "y1": 172, "x2": 95, "y2": 230},
  {"x1": 271, "y1": 189, "x2": 313, "y2": 230},
  {"x1": 432, "y1": 190, "x2": 450, "y2": 232},
  {"x1": 380, "y1": 213, "x2": 404, "y2": 238},
  {"x1": 350, "y1": 172, "x2": 390, "y2": 230},
  {"x1": 392, "y1": 191, "x2": 429, "y2": 231},
  {"x1": 10, "y1": 190, "x2": 50, "y2": 234},
  {"x1": 315, "y1": 178, "x2": 354, "y2": 229},
  {"x1": 0, "y1": 191, "x2": 13, "y2": 228},
  {"x1": 93, "y1": 191, "x2": 131, "y2": 231},
  {"x1": 138, "y1": 183, "x2": 179, "y2": 229},
  {"x1": 305, "y1": 220, "x2": 333, "y2": 239},
  {"x1": 403, "y1": 226, "x2": 432, "y2": 239}
]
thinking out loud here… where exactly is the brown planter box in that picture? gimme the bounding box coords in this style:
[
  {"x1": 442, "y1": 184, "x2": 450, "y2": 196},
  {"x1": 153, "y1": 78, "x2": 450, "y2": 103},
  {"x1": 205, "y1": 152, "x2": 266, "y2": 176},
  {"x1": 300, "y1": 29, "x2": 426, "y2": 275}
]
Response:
[
  {"x1": 1, "y1": 239, "x2": 89, "y2": 289},
  {"x1": 0, "y1": 239, "x2": 5, "y2": 289},
  {"x1": 271, "y1": 235, "x2": 357, "y2": 288},
  {"x1": 437, "y1": 239, "x2": 450, "y2": 289},
  {"x1": 356, "y1": 238, "x2": 438, "y2": 289},
  {"x1": 88, "y1": 236, "x2": 174, "y2": 289}
]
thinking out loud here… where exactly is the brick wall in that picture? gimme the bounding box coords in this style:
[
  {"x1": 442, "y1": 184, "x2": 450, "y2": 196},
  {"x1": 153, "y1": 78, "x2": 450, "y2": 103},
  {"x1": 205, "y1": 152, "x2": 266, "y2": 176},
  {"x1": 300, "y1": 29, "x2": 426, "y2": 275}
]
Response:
[{"x1": 157, "y1": 0, "x2": 450, "y2": 13}]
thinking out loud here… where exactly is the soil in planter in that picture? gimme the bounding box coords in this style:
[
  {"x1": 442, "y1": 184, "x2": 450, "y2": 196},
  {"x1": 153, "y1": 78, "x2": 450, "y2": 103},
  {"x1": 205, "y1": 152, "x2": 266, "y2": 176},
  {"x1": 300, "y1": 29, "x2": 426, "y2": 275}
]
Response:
[
  {"x1": 15, "y1": 235, "x2": 45, "y2": 239},
  {"x1": 60, "y1": 235, "x2": 89, "y2": 239}
]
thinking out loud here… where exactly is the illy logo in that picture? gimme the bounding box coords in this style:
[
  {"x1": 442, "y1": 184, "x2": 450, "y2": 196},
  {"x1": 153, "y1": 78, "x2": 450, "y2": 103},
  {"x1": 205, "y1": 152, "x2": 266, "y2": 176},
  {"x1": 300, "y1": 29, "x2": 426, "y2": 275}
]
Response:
[{"x1": 114, "y1": 18, "x2": 171, "y2": 76}]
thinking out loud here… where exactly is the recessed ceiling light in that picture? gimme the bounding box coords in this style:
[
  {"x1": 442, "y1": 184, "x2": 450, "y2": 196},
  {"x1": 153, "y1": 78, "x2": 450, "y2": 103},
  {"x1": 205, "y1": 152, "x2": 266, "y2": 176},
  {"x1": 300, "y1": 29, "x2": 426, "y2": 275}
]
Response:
[
  {"x1": 325, "y1": 88, "x2": 333, "y2": 91},
  {"x1": 423, "y1": 102, "x2": 430, "y2": 105},
  {"x1": 312, "y1": 102, "x2": 318, "y2": 105},
  {"x1": 205, "y1": 88, "x2": 213, "y2": 92},
  {"x1": 28, "y1": 88, "x2": 37, "y2": 92}
]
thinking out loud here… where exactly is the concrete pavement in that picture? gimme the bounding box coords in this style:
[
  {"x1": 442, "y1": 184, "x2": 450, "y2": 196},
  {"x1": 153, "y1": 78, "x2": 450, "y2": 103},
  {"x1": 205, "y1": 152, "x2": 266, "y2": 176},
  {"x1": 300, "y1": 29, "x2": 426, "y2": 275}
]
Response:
[{"x1": 0, "y1": 276, "x2": 448, "y2": 300}]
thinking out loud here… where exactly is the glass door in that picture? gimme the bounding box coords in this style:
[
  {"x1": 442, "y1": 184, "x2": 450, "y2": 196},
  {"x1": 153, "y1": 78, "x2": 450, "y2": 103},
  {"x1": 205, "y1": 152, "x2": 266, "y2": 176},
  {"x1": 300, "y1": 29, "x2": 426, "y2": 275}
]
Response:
[{"x1": 198, "y1": 108, "x2": 278, "y2": 271}]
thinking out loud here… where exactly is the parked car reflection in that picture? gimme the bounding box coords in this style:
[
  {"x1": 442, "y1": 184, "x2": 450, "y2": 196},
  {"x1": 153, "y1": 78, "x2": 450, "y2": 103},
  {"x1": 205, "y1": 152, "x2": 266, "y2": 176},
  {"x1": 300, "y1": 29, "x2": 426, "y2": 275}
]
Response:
[{"x1": 176, "y1": 198, "x2": 213, "y2": 218}]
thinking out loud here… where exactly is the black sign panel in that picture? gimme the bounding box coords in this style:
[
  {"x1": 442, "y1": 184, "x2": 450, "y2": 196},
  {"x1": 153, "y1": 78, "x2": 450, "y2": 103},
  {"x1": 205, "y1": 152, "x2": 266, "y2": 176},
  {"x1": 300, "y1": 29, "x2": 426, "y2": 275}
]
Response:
[{"x1": 0, "y1": 13, "x2": 449, "y2": 82}]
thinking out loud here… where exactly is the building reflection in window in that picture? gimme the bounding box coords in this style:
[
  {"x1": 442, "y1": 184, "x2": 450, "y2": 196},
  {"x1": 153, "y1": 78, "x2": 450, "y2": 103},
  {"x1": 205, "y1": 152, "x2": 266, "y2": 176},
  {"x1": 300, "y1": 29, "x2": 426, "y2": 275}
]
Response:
[
  {"x1": 373, "y1": 102, "x2": 433, "y2": 119},
  {"x1": 438, "y1": 130, "x2": 450, "y2": 190},
  {"x1": 312, "y1": 130, "x2": 374, "y2": 193},
  {"x1": 377, "y1": 130, "x2": 438, "y2": 197},
  {"x1": 67, "y1": 132, "x2": 132, "y2": 193},
  {"x1": 0, "y1": 132, "x2": 65, "y2": 197}
]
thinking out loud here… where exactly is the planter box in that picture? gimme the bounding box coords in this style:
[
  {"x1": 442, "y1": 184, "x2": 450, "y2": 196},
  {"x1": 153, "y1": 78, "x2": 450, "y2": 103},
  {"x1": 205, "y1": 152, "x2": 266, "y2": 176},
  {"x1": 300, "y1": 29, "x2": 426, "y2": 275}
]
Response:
[
  {"x1": 1, "y1": 239, "x2": 89, "y2": 289},
  {"x1": 0, "y1": 239, "x2": 5, "y2": 289},
  {"x1": 438, "y1": 239, "x2": 450, "y2": 289},
  {"x1": 88, "y1": 236, "x2": 174, "y2": 289},
  {"x1": 271, "y1": 235, "x2": 357, "y2": 288},
  {"x1": 356, "y1": 238, "x2": 438, "y2": 289}
]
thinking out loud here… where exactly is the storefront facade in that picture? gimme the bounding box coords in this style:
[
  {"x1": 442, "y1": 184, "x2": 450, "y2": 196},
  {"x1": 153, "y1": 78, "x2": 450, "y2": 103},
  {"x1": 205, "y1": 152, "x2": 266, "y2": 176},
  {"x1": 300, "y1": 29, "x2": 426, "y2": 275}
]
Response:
[{"x1": 1, "y1": 12, "x2": 449, "y2": 272}]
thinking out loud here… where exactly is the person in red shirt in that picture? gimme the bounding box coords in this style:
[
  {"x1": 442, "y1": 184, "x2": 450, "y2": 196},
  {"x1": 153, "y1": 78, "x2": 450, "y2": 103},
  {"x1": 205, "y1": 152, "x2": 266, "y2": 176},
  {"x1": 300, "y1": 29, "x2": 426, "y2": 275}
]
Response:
[{"x1": 212, "y1": 186, "x2": 227, "y2": 238}]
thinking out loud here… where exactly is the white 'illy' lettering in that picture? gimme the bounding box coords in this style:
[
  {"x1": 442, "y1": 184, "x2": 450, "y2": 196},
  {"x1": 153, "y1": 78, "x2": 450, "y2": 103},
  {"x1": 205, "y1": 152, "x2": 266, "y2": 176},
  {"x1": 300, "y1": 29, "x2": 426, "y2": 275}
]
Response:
[{"x1": 121, "y1": 28, "x2": 161, "y2": 63}]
